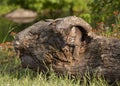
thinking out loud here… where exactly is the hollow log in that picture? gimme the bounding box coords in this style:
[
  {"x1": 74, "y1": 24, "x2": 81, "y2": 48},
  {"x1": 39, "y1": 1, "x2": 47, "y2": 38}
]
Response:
[{"x1": 14, "y1": 16, "x2": 120, "y2": 82}]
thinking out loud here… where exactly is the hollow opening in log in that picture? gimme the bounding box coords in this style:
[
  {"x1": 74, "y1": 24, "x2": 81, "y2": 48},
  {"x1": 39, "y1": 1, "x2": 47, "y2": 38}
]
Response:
[
  {"x1": 68, "y1": 25, "x2": 92, "y2": 46},
  {"x1": 75, "y1": 26, "x2": 88, "y2": 42}
]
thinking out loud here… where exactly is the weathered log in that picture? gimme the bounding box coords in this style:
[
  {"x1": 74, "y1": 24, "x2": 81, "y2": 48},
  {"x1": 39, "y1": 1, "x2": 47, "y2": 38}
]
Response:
[{"x1": 14, "y1": 16, "x2": 120, "y2": 82}]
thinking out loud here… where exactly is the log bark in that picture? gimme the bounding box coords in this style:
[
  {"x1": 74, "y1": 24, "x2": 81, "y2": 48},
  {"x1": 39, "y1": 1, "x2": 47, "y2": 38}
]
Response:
[{"x1": 14, "y1": 16, "x2": 120, "y2": 82}]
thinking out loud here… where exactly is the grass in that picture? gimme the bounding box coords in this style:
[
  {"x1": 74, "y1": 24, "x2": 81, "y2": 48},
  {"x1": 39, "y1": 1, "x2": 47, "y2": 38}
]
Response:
[
  {"x1": 0, "y1": 41, "x2": 119, "y2": 85},
  {"x1": 0, "y1": 48, "x2": 119, "y2": 86},
  {"x1": 0, "y1": 17, "x2": 15, "y2": 43},
  {"x1": 0, "y1": 42, "x2": 119, "y2": 86},
  {"x1": 0, "y1": 17, "x2": 35, "y2": 43}
]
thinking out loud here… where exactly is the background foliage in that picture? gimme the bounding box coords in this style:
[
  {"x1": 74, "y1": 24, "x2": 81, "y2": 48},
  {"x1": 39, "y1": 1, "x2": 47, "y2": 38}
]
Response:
[
  {"x1": 91, "y1": 0, "x2": 120, "y2": 27},
  {"x1": 0, "y1": 0, "x2": 120, "y2": 42},
  {"x1": 1, "y1": 0, "x2": 120, "y2": 26},
  {"x1": 0, "y1": 0, "x2": 92, "y2": 19}
]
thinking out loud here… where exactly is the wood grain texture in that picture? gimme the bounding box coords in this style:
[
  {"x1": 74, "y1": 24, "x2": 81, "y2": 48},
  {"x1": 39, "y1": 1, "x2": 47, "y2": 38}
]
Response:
[{"x1": 14, "y1": 16, "x2": 120, "y2": 83}]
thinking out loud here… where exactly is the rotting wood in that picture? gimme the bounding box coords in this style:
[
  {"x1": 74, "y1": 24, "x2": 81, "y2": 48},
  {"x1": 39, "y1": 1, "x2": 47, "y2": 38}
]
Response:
[{"x1": 14, "y1": 16, "x2": 120, "y2": 83}]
